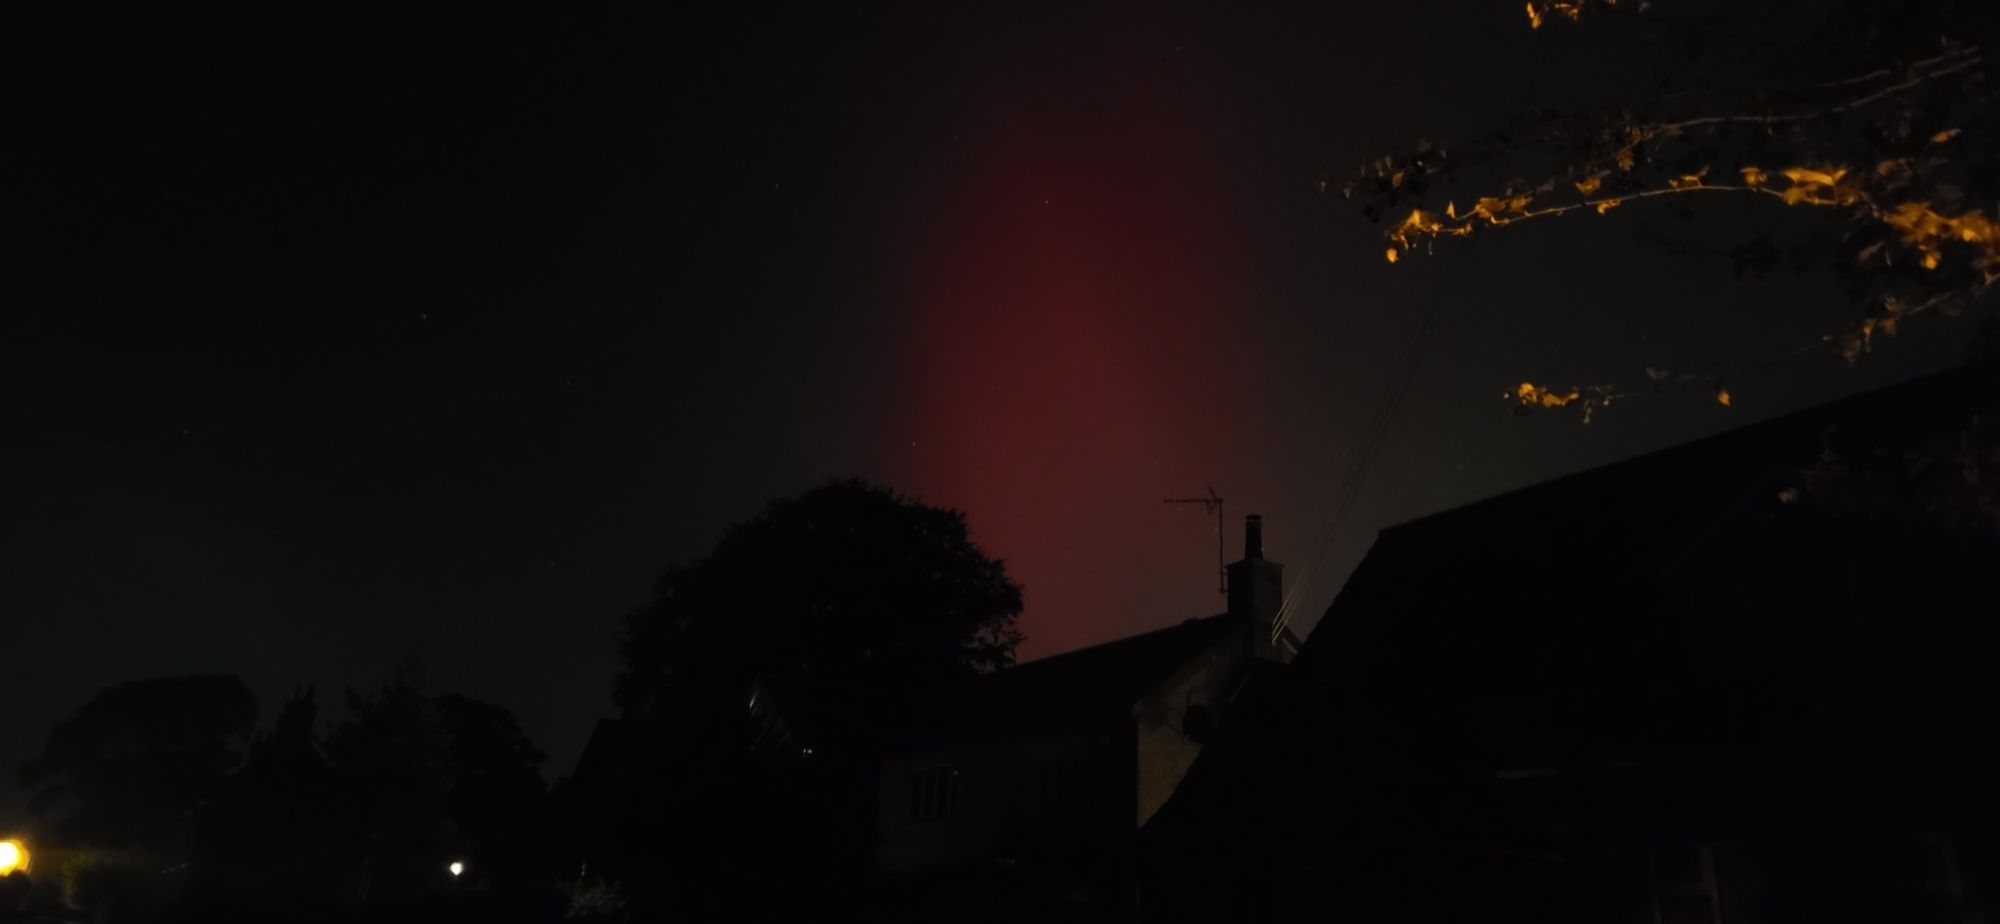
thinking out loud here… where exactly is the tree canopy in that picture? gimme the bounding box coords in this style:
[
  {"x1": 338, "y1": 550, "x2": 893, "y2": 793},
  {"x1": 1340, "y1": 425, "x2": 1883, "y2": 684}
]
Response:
[
  {"x1": 614, "y1": 478, "x2": 1024, "y2": 718},
  {"x1": 1339, "y1": 0, "x2": 1999, "y2": 417},
  {"x1": 176, "y1": 674, "x2": 551, "y2": 916},
  {"x1": 20, "y1": 674, "x2": 257, "y2": 851},
  {"x1": 321, "y1": 671, "x2": 549, "y2": 898},
  {"x1": 598, "y1": 479, "x2": 1022, "y2": 918}
]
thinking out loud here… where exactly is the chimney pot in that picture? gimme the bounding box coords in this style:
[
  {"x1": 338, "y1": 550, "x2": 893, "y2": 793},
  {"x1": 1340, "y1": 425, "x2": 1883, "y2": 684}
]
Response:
[{"x1": 1244, "y1": 514, "x2": 1264, "y2": 560}]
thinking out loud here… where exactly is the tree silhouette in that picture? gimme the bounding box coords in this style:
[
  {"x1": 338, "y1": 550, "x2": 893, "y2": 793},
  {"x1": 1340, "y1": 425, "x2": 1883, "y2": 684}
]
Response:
[
  {"x1": 179, "y1": 687, "x2": 355, "y2": 916},
  {"x1": 169, "y1": 679, "x2": 552, "y2": 921},
  {"x1": 428, "y1": 693, "x2": 549, "y2": 878},
  {"x1": 615, "y1": 477, "x2": 1023, "y2": 717},
  {"x1": 1339, "y1": 0, "x2": 2000, "y2": 415},
  {"x1": 601, "y1": 478, "x2": 1023, "y2": 918},
  {"x1": 20, "y1": 674, "x2": 256, "y2": 852},
  {"x1": 321, "y1": 670, "x2": 548, "y2": 903}
]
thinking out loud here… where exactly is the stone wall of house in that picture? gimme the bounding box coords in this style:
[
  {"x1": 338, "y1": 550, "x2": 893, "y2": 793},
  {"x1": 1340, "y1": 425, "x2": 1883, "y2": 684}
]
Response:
[
  {"x1": 1135, "y1": 634, "x2": 1246, "y2": 828},
  {"x1": 874, "y1": 718, "x2": 1128, "y2": 875}
]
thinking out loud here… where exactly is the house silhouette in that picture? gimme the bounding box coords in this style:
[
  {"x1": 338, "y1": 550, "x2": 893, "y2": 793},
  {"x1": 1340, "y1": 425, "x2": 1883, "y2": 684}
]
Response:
[{"x1": 1142, "y1": 365, "x2": 2000, "y2": 924}]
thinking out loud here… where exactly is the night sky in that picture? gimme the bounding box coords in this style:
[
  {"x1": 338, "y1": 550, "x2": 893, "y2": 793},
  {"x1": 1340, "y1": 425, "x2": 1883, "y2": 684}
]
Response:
[{"x1": 3, "y1": 2, "x2": 1973, "y2": 814}]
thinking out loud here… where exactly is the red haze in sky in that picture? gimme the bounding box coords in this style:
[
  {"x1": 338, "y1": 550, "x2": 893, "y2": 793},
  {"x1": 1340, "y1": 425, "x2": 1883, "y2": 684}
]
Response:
[{"x1": 893, "y1": 42, "x2": 1265, "y2": 658}]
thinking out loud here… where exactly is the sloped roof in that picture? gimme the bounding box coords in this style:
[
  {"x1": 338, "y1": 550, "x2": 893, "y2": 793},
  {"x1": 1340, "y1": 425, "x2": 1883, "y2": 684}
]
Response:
[
  {"x1": 883, "y1": 613, "x2": 1245, "y2": 751},
  {"x1": 1288, "y1": 365, "x2": 1992, "y2": 688},
  {"x1": 1366, "y1": 366, "x2": 1982, "y2": 578}
]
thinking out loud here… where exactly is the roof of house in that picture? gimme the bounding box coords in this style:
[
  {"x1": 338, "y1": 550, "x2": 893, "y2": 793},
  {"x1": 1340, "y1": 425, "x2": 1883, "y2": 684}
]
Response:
[
  {"x1": 1277, "y1": 367, "x2": 1964, "y2": 637},
  {"x1": 1284, "y1": 365, "x2": 1993, "y2": 682},
  {"x1": 1369, "y1": 366, "x2": 1983, "y2": 572},
  {"x1": 565, "y1": 613, "x2": 1252, "y2": 780},
  {"x1": 882, "y1": 612, "x2": 1247, "y2": 751}
]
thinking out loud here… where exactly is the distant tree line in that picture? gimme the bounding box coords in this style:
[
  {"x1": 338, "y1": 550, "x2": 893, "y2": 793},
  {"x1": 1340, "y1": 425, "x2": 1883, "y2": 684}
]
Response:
[
  {"x1": 9, "y1": 479, "x2": 1024, "y2": 923},
  {"x1": 12, "y1": 669, "x2": 568, "y2": 924}
]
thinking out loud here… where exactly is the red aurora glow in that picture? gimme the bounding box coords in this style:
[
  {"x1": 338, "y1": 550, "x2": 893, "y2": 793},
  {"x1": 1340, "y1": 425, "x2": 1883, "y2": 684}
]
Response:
[{"x1": 892, "y1": 44, "x2": 1263, "y2": 657}]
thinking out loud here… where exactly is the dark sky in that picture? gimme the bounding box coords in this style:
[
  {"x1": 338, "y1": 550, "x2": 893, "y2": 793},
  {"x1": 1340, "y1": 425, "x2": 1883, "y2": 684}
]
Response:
[{"x1": 3, "y1": 2, "x2": 1972, "y2": 814}]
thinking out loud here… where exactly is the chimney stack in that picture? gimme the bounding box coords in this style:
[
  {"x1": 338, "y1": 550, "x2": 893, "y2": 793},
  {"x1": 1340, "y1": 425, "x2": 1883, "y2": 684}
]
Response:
[{"x1": 1226, "y1": 514, "x2": 1288, "y2": 662}]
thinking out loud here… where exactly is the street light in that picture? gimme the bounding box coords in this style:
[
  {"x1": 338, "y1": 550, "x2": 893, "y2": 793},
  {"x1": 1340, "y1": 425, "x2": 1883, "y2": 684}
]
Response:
[{"x1": 0, "y1": 838, "x2": 27, "y2": 876}]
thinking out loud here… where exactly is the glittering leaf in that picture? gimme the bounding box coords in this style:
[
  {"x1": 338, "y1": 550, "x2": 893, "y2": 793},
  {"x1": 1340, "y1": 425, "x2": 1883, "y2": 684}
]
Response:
[
  {"x1": 1513, "y1": 381, "x2": 1581, "y2": 408},
  {"x1": 1668, "y1": 167, "x2": 1708, "y2": 190}
]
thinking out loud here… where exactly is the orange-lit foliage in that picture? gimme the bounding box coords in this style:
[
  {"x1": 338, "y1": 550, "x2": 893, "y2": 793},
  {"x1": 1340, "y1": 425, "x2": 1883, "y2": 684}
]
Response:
[
  {"x1": 1509, "y1": 378, "x2": 1727, "y2": 420},
  {"x1": 1524, "y1": 1, "x2": 1591, "y2": 30},
  {"x1": 1515, "y1": 381, "x2": 1580, "y2": 408},
  {"x1": 1341, "y1": 1, "x2": 1996, "y2": 417}
]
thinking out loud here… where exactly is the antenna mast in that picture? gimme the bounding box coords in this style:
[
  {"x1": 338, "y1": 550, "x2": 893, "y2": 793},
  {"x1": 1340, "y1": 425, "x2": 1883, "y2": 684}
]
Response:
[{"x1": 1163, "y1": 486, "x2": 1226, "y2": 596}]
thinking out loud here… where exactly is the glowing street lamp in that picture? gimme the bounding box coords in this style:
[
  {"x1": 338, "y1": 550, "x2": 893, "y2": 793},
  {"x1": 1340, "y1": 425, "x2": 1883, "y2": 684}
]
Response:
[{"x1": 0, "y1": 838, "x2": 27, "y2": 876}]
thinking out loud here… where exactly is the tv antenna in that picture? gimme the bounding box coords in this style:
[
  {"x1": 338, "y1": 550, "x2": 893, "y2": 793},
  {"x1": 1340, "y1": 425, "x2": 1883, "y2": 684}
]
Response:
[{"x1": 1163, "y1": 486, "x2": 1226, "y2": 596}]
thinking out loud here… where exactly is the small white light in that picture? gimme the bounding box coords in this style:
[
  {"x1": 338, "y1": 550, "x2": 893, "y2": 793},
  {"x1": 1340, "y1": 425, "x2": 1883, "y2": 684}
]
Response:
[{"x1": 448, "y1": 861, "x2": 465, "y2": 877}]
